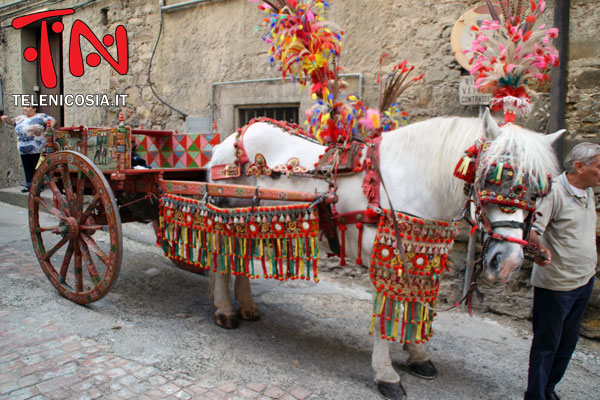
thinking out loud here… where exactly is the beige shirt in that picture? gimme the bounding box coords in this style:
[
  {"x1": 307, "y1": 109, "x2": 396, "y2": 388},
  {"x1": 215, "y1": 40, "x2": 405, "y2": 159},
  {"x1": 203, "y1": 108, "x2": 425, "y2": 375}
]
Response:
[{"x1": 532, "y1": 172, "x2": 597, "y2": 291}]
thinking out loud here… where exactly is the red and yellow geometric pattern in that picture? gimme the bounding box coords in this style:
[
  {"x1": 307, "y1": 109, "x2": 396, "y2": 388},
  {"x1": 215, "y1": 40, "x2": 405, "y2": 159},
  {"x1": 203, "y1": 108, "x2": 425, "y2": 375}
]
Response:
[{"x1": 134, "y1": 133, "x2": 220, "y2": 168}]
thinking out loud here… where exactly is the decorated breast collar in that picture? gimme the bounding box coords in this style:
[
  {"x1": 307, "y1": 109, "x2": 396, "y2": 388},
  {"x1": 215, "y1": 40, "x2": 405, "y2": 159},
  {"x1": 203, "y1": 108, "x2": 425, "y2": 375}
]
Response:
[{"x1": 370, "y1": 209, "x2": 459, "y2": 343}]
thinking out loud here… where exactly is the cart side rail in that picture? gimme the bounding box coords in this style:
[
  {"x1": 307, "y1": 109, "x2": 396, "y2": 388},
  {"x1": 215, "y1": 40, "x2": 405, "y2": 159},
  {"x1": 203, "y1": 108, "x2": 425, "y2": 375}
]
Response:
[{"x1": 157, "y1": 176, "x2": 337, "y2": 204}]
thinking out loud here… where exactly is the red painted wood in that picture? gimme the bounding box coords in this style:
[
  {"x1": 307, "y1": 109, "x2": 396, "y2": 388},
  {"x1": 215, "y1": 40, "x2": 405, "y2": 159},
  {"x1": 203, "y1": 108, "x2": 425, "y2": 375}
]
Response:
[{"x1": 29, "y1": 151, "x2": 123, "y2": 304}]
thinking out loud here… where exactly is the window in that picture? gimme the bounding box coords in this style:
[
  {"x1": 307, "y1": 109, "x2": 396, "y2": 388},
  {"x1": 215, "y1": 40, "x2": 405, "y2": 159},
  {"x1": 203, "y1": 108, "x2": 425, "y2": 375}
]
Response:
[{"x1": 237, "y1": 105, "x2": 299, "y2": 128}]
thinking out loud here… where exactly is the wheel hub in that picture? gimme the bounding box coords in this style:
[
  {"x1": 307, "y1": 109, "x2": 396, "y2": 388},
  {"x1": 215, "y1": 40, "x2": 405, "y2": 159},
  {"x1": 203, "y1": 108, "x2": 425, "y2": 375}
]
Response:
[{"x1": 64, "y1": 217, "x2": 80, "y2": 239}]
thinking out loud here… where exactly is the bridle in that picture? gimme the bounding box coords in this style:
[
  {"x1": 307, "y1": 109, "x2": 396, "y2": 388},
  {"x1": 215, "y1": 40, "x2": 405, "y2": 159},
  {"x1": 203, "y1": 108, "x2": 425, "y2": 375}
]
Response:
[
  {"x1": 447, "y1": 138, "x2": 552, "y2": 313},
  {"x1": 454, "y1": 139, "x2": 551, "y2": 252}
]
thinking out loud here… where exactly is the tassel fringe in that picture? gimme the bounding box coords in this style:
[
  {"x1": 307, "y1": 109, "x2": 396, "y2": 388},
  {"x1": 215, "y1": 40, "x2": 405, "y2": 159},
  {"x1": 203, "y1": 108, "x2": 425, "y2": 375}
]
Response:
[{"x1": 158, "y1": 194, "x2": 320, "y2": 282}]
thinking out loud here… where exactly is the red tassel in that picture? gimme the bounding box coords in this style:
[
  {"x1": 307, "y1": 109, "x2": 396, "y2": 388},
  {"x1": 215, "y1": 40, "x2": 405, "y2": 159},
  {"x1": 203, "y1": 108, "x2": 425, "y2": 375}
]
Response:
[
  {"x1": 356, "y1": 222, "x2": 363, "y2": 265},
  {"x1": 286, "y1": 240, "x2": 292, "y2": 279},
  {"x1": 277, "y1": 240, "x2": 284, "y2": 281},
  {"x1": 380, "y1": 301, "x2": 386, "y2": 339},
  {"x1": 339, "y1": 224, "x2": 347, "y2": 266},
  {"x1": 261, "y1": 241, "x2": 268, "y2": 278}
]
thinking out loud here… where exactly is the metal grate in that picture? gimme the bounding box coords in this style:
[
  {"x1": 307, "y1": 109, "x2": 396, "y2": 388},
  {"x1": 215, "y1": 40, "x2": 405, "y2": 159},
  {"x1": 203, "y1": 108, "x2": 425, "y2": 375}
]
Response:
[{"x1": 238, "y1": 105, "x2": 299, "y2": 128}]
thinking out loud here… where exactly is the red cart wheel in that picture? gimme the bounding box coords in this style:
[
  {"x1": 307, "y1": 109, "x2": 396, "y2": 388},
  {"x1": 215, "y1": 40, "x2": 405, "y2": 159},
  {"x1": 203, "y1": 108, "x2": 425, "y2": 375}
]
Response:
[{"x1": 28, "y1": 151, "x2": 123, "y2": 304}]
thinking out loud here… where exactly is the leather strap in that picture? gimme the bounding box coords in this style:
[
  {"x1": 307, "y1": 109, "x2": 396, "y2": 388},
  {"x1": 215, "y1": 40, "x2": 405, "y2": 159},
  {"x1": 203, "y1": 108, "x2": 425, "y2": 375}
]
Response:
[
  {"x1": 333, "y1": 209, "x2": 380, "y2": 225},
  {"x1": 368, "y1": 138, "x2": 409, "y2": 268}
]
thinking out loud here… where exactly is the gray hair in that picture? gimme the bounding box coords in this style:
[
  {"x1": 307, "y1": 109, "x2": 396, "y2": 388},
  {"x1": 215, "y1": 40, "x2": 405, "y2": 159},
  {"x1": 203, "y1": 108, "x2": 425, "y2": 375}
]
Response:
[{"x1": 564, "y1": 142, "x2": 600, "y2": 174}]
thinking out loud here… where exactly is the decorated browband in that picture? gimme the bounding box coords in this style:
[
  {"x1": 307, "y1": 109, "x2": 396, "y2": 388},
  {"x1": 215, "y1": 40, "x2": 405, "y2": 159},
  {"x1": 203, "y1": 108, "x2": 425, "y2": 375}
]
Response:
[{"x1": 453, "y1": 139, "x2": 552, "y2": 213}]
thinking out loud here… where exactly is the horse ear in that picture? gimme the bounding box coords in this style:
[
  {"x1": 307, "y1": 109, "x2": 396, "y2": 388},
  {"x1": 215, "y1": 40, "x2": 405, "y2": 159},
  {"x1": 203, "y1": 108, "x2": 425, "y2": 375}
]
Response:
[
  {"x1": 544, "y1": 129, "x2": 565, "y2": 146},
  {"x1": 482, "y1": 108, "x2": 502, "y2": 140}
]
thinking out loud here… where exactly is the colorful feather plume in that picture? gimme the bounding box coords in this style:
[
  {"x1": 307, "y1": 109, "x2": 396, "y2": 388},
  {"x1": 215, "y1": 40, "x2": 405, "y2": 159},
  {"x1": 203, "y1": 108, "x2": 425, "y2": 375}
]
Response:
[
  {"x1": 253, "y1": 0, "x2": 343, "y2": 101},
  {"x1": 378, "y1": 55, "x2": 423, "y2": 131},
  {"x1": 251, "y1": 1, "x2": 422, "y2": 143},
  {"x1": 465, "y1": 0, "x2": 559, "y2": 122}
]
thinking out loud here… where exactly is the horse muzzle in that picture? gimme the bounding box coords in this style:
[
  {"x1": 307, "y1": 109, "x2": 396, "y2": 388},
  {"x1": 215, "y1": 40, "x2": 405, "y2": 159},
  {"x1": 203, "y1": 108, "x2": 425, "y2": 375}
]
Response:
[{"x1": 483, "y1": 236, "x2": 525, "y2": 282}]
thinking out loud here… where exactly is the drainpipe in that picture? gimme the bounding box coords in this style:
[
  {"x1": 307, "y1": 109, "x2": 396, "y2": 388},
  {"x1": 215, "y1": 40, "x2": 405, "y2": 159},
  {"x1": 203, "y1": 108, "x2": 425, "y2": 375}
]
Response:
[
  {"x1": 210, "y1": 73, "x2": 364, "y2": 128},
  {"x1": 0, "y1": 0, "x2": 32, "y2": 12},
  {"x1": 161, "y1": 0, "x2": 212, "y2": 13},
  {"x1": 549, "y1": 0, "x2": 569, "y2": 164}
]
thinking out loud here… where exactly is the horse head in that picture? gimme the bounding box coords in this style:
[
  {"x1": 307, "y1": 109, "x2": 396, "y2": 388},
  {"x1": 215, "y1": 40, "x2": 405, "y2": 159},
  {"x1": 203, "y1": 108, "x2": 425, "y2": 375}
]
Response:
[{"x1": 472, "y1": 109, "x2": 563, "y2": 282}]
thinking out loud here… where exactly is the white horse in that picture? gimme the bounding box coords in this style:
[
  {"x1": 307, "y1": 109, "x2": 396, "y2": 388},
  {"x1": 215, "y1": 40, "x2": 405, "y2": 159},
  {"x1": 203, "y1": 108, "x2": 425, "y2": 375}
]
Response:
[{"x1": 207, "y1": 110, "x2": 562, "y2": 400}]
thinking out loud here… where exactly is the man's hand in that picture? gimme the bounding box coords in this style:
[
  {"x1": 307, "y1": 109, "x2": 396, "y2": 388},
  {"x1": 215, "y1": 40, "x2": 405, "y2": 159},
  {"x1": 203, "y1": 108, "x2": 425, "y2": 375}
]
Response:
[
  {"x1": 534, "y1": 245, "x2": 552, "y2": 266},
  {"x1": 527, "y1": 229, "x2": 552, "y2": 266}
]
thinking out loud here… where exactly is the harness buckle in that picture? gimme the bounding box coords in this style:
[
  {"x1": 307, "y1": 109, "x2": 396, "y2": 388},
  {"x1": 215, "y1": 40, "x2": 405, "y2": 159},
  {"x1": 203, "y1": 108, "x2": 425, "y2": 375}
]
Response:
[{"x1": 368, "y1": 205, "x2": 382, "y2": 214}]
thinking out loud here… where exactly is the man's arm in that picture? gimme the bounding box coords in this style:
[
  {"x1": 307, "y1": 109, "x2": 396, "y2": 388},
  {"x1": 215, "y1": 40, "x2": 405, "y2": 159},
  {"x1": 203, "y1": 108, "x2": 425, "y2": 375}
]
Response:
[{"x1": 528, "y1": 229, "x2": 552, "y2": 266}]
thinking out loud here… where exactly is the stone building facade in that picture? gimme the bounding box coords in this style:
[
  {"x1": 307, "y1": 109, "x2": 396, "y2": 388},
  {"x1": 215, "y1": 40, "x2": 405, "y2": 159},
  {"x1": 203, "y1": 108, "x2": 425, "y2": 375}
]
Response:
[
  {"x1": 0, "y1": 0, "x2": 598, "y2": 332},
  {"x1": 0, "y1": 0, "x2": 598, "y2": 187}
]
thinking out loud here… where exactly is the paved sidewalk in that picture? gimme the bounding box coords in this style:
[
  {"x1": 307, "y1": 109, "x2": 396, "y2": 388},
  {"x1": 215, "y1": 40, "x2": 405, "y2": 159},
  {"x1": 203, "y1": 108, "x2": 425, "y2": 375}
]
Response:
[{"x1": 0, "y1": 244, "x2": 315, "y2": 400}]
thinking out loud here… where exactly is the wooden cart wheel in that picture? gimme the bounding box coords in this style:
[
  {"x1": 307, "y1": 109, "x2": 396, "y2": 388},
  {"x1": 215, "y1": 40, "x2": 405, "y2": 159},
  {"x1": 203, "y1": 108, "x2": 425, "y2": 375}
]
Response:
[{"x1": 28, "y1": 151, "x2": 123, "y2": 304}]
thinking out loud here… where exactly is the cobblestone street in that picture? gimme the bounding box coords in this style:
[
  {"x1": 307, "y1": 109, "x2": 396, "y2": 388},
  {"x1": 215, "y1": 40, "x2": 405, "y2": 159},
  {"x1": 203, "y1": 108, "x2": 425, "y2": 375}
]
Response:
[
  {"x1": 1, "y1": 199, "x2": 599, "y2": 400},
  {"x1": 0, "y1": 244, "x2": 315, "y2": 400}
]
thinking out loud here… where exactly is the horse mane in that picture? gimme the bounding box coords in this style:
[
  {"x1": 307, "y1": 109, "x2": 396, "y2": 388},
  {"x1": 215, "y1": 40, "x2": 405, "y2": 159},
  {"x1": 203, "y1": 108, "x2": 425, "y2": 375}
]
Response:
[
  {"x1": 381, "y1": 116, "x2": 559, "y2": 214},
  {"x1": 479, "y1": 123, "x2": 560, "y2": 190},
  {"x1": 383, "y1": 116, "x2": 485, "y2": 197}
]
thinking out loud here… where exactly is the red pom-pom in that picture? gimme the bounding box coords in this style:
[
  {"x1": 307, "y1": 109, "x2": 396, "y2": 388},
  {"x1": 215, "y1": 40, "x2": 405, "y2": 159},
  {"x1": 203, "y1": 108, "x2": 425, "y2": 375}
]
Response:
[{"x1": 365, "y1": 208, "x2": 379, "y2": 220}]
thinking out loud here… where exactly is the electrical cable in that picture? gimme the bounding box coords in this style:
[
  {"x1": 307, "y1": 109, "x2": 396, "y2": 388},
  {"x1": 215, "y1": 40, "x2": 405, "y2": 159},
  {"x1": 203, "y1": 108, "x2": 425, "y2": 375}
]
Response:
[{"x1": 146, "y1": 9, "x2": 187, "y2": 118}]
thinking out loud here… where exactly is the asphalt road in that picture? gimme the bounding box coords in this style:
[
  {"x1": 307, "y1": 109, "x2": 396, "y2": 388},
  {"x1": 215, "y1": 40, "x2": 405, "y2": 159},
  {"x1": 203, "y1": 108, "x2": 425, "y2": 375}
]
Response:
[{"x1": 1, "y1": 200, "x2": 599, "y2": 400}]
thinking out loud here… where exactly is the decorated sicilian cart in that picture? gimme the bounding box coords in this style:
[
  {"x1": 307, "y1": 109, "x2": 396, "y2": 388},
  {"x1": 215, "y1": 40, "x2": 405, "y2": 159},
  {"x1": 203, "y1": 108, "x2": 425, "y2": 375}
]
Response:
[
  {"x1": 29, "y1": 115, "x2": 336, "y2": 305},
  {"x1": 27, "y1": 0, "x2": 565, "y2": 399}
]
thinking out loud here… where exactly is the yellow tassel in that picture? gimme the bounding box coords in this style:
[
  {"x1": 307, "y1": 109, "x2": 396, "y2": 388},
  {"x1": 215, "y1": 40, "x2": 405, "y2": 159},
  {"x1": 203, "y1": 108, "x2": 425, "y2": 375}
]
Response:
[
  {"x1": 392, "y1": 302, "x2": 400, "y2": 339},
  {"x1": 494, "y1": 162, "x2": 504, "y2": 183},
  {"x1": 377, "y1": 294, "x2": 387, "y2": 316},
  {"x1": 457, "y1": 156, "x2": 471, "y2": 176},
  {"x1": 369, "y1": 314, "x2": 376, "y2": 335}
]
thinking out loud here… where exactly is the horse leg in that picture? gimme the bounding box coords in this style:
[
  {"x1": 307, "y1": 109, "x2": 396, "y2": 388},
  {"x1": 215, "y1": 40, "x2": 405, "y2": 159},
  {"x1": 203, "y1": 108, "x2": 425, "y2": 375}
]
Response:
[
  {"x1": 234, "y1": 275, "x2": 260, "y2": 321},
  {"x1": 372, "y1": 317, "x2": 406, "y2": 399},
  {"x1": 403, "y1": 342, "x2": 438, "y2": 380},
  {"x1": 209, "y1": 271, "x2": 238, "y2": 329}
]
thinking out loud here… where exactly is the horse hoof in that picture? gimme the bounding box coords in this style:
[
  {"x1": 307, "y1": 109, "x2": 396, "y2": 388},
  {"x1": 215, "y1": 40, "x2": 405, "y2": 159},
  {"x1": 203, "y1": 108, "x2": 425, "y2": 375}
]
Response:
[
  {"x1": 239, "y1": 307, "x2": 261, "y2": 321},
  {"x1": 407, "y1": 360, "x2": 437, "y2": 380},
  {"x1": 215, "y1": 313, "x2": 239, "y2": 329},
  {"x1": 376, "y1": 381, "x2": 406, "y2": 400}
]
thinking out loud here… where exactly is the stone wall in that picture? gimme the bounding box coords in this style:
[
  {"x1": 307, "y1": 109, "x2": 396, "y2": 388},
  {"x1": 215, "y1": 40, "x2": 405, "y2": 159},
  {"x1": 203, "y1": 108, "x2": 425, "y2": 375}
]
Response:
[{"x1": 1, "y1": 1, "x2": 598, "y2": 168}]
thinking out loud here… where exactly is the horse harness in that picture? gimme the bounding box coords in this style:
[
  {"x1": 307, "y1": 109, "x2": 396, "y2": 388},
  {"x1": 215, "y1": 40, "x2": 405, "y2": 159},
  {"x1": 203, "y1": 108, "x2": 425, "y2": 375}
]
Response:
[{"x1": 211, "y1": 118, "x2": 549, "y2": 264}]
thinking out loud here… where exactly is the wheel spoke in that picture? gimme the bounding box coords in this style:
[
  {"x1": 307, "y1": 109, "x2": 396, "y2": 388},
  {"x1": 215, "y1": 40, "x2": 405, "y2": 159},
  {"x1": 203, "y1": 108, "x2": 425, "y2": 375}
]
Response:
[
  {"x1": 80, "y1": 224, "x2": 109, "y2": 232},
  {"x1": 74, "y1": 245, "x2": 83, "y2": 292},
  {"x1": 46, "y1": 175, "x2": 70, "y2": 217},
  {"x1": 35, "y1": 225, "x2": 62, "y2": 234},
  {"x1": 79, "y1": 194, "x2": 102, "y2": 225},
  {"x1": 78, "y1": 238, "x2": 101, "y2": 285},
  {"x1": 76, "y1": 171, "x2": 86, "y2": 214},
  {"x1": 59, "y1": 241, "x2": 75, "y2": 284},
  {"x1": 60, "y1": 164, "x2": 77, "y2": 217},
  {"x1": 35, "y1": 196, "x2": 66, "y2": 220},
  {"x1": 80, "y1": 233, "x2": 111, "y2": 268},
  {"x1": 41, "y1": 236, "x2": 70, "y2": 262}
]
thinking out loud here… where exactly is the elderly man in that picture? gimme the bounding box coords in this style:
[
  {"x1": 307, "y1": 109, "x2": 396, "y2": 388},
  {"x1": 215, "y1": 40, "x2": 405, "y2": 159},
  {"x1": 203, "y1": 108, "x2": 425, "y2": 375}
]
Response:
[{"x1": 525, "y1": 142, "x2": 600, "y2": 400}]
